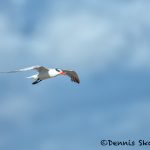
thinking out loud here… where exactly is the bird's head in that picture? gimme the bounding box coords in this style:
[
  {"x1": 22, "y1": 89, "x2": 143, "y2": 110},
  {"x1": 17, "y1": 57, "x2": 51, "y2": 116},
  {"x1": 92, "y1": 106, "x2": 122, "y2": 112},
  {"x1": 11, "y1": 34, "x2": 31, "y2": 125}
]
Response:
[{"x1": 55, "y1": 68, "x2": 65, "y2": 75}]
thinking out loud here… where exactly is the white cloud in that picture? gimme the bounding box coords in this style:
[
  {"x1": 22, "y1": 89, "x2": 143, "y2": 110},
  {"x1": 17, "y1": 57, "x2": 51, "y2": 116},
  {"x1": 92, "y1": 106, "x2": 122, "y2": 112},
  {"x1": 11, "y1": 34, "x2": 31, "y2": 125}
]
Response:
[
  {"x1": 28, "y1": 1, "x2": 150, "y2": 72},
  {"x1": 0, "y1": 1, "x2": 150, "y2": 73},
  {"x1": 29, "y1": 12, "x2": 124, "y2": 71}
]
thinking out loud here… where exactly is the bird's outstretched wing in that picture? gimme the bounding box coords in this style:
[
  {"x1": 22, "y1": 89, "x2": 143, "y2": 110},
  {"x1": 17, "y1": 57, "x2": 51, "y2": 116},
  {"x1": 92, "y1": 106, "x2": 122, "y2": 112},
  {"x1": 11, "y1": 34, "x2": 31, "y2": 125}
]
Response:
[
  {"x1": 62, "y1": 70, "x2": 80, "y2": 84},
  {"x1": 0, "y1": 66, "x2": 49, "y2": 73}
]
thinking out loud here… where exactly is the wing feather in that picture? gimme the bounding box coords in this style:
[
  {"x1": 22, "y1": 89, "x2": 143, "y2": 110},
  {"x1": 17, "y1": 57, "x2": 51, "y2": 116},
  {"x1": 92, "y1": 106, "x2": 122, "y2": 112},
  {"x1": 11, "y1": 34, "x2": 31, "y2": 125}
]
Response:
[
  {"x1": 0, "y1": 66, "x2": 49, "y2": 73},
  {"x1": 62, "y1": 70, "x2": 80, "y2": 84}
]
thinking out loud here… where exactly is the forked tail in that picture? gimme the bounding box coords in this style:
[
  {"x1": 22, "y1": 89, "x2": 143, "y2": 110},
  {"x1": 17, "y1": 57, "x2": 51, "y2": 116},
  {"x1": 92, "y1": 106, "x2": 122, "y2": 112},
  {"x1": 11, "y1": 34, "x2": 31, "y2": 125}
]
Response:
[{"x1": 26, "y1": 74, "x2": 38, "y2": 80}]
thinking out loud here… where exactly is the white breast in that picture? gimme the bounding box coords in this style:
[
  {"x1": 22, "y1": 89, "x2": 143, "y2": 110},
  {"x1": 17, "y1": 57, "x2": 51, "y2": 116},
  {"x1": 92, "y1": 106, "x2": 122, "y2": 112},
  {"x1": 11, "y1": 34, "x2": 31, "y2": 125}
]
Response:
[{"x1": 48, "y1": 69, "x2": 59, "y2": 78}]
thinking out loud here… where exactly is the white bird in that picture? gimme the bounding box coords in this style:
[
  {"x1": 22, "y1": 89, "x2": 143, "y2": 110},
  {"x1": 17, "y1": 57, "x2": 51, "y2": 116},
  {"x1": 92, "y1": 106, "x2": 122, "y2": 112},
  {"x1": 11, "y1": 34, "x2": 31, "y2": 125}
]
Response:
[{"x1": 1, "y1": 65, "x2": 80, "y2": 85}]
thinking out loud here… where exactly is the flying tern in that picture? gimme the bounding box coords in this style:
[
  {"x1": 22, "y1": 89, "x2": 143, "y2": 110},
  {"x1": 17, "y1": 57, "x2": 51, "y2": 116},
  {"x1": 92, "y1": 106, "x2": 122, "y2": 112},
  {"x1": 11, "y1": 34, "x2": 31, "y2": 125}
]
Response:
[{"x1": 1, "y1": 65, "x2": 80, "y2": 85}]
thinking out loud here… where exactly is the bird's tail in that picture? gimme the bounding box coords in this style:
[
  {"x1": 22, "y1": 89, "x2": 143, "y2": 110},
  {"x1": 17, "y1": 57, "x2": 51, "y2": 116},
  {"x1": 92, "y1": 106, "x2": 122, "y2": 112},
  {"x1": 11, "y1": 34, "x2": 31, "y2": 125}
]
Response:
[{"x1": 26, "y1": 74, "x2": 38, "y2": 80}]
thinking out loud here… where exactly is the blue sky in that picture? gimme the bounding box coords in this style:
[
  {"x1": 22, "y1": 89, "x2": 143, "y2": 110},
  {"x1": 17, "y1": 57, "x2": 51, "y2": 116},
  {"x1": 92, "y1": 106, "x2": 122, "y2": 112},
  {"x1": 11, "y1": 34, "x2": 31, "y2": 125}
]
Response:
[{"x1": 0, "y1": 0, "x2": 150, "y2": 150}]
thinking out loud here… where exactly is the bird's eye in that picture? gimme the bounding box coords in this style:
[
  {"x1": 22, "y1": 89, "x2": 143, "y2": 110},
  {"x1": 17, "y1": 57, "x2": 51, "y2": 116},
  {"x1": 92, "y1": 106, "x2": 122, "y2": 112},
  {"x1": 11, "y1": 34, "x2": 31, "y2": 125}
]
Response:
[{"x1": 56, "y1": 68, "x2": 61, "y2": 72}]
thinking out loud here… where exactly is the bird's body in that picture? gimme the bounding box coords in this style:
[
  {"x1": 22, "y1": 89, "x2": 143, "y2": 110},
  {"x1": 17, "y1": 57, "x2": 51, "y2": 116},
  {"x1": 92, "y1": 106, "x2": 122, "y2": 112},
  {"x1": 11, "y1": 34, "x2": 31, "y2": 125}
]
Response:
[
  {"x1": 1, "y1": 66, "x2": 80, "y2": 85},
  {"x1": 28, "y1": 69, "x2": 56, "y2": 80}
]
